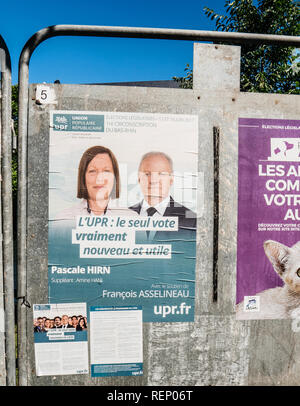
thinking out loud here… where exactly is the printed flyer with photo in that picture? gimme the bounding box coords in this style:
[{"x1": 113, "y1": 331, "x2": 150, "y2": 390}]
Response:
[
  {"x1": 236, "y1": 118, "x2": 300, "y2": 320},
  {"x1": 90, "y1": 306, "x2": 143, "y2": 377},
  {"x1": 48, "y1": 111, "x2": 199, "y2": 322},
  {"x1": 33, "y1": 303, "x2": 88, "y2": 376}
]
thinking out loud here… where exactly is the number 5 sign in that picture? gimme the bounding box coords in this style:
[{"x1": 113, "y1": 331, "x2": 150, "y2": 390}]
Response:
[{"x1": 35, "y1": 85, "x2": 57, "y2": 105}]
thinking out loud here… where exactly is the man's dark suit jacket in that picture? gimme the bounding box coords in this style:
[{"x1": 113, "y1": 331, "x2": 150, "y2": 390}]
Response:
[{"x1": 129, "y1": 196, "x2": 196, "y2": 240}]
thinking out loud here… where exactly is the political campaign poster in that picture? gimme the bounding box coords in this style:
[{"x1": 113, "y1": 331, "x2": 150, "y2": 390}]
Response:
[
  {"x1": 48, "y1": 111, "x2": 199, "y2": 322},
  {"x1": 33, "y1": 303, "x2": 88, "y2": 376},
  {"x1": 90, "y1": 306, "x2": 143, "y2": 377},
  {"x1": 236, "y1": 118, "x2": 300, "y2": 320}
]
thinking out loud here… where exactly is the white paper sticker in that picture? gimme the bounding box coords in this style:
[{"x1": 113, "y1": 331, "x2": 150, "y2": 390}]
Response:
[
  {"x1": 243, "y1": 296, "x2": 260, "y2": 312},
  {"x1": 36, "y1": 85, "x2": 57, "y2": 105}
]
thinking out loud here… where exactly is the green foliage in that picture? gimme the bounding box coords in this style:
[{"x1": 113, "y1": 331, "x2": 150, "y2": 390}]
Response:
[
  {"x1": 173, "y1": 64, "x2": 193, "y2": 88},
  {"x1": 12, "y1": 152, "x2": 17, "y2": 198},
  {"x1": 12, "y1": 84, "x2": 18, "y2": 130},
  {"x1": 175, "y1": 0, "x2": 300, "y2": 94}
]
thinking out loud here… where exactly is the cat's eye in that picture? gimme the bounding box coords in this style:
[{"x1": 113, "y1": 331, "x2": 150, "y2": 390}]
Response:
[{"x1": 297, "y1": 269, "x2": 300, "y2": 278}]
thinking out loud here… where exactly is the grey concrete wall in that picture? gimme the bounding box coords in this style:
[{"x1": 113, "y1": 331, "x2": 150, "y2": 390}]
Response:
[{"x1": 22, "y1": 43, "x2": 300, "y2": 386}]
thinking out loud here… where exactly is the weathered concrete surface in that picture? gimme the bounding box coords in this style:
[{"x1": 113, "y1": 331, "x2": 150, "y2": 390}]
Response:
[
  {"x1": 148, "y1": 316, "x2": 250, "y2": 386},
  {"x1": 22, "y1": 43, "x2": 300, "y2": 386}
]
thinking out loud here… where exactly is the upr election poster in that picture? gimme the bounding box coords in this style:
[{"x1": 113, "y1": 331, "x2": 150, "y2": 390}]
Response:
[
  {"x1": 236, "y1": 118, "x2": 300, "y2": 320},
  {"x1": 48, "y1": 111, "x2": 198, "y2": 322},
  {"x1": 33, "y1": 303, "x2": 88, "y2": 376}
]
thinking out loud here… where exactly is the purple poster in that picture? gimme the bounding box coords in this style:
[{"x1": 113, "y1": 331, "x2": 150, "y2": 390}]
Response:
[{"x1": 236, "y1": 118, "x2": 300, "y2": 320}]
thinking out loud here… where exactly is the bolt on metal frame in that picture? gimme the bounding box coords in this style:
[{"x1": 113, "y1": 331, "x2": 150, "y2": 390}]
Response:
[
  {"x1": 17, "y1": 25, "x2": 300, "y2": 386},
  {"x1": 0, "y1": 34, "x2": 15, "y2": 386}
]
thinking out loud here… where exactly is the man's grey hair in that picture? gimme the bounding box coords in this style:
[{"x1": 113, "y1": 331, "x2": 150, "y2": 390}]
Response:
[{"x1": 138, "y1": 151, "x2": 173, "y2": 172}]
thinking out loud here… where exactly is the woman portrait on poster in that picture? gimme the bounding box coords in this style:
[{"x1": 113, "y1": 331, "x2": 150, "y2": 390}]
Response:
[
  {"x1": 76, "y1": 317, "x2": 87, "y2": 331},
  {"x1": 43, "y1": 318, "x2": 52, "y2": 331},
  {"x1": 56, "y1": 145, "x2": 136, "y2": 219}
]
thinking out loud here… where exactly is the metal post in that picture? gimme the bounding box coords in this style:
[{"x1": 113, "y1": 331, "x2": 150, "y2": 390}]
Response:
[
  {"x1": 17, "y1": 25, "x2": 300, "y2": 386},
  {"x1": 0, "y1": 34, "x2": 15, "y2": 386}
]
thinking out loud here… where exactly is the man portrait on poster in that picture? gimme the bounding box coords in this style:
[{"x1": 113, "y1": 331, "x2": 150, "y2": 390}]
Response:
[{"x1": 129, "y1": 151, "x2": 196, "y2": 240}]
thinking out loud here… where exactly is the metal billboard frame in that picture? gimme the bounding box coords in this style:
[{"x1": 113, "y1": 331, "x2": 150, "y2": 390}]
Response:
[
  {"x1": 0, "y1": 34, "x2": 15, "y2": 386},
  {"x1": 17, "y1": 24, "x2": 300, "y2": 386}
]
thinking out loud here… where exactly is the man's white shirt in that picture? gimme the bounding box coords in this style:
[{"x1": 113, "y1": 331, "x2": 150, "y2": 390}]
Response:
[{"x1": 140, "y1": 196, "x2": 170, "y2": 240}]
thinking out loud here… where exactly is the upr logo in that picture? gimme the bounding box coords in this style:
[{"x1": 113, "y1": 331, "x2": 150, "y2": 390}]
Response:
[
  {"x1": 53, "y1": 115, "x2": 69, "y2": 130},
  {"x1": 154, "y1": 302, "x2": 192, "y2": 318},
  {"x1": 55, "y1": 115, "x2": 68, "y2": 124}
]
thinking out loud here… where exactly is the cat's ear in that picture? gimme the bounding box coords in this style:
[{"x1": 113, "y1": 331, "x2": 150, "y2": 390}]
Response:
[
  {"x1": 292, "y1": 241, "x2": 300, "y2": 251},
  {"x1": 264, "y1": 240, "x2": 291, "y2": 276}
]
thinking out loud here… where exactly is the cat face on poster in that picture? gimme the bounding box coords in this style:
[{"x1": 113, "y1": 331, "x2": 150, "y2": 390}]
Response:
[
  {"x1": 264, "y1": 240, "x2": 300, "y2": 292},
  {"x1": 236, "y1": 240, "x2": 300, "y2": 320}
]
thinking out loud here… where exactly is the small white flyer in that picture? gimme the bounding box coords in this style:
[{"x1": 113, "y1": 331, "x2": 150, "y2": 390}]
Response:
[
  {"x1": 90, "y1": 305, "x2": 143, "y2": 377},
  {"x1": 33, "y1": 302, "x2": 88, "y2": 376}
]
